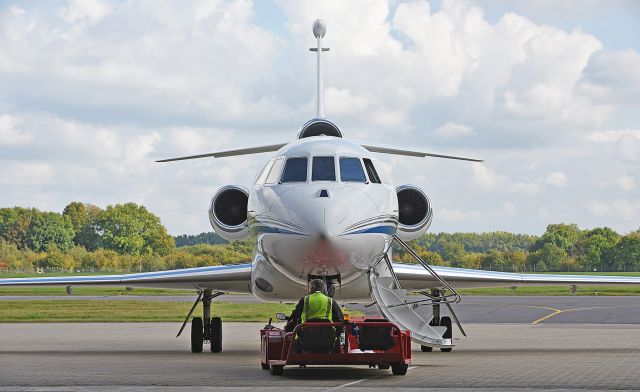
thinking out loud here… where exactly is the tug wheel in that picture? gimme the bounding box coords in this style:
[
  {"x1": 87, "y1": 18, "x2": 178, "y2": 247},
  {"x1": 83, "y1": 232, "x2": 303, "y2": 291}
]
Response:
[
  {"x1": 270, "y1": 365, "x2": 284, "y2": 375},
  {"x1": 391, "y1": 363, "x2": 408, "y2": 375},
  {"x1": 421, "y1": 345, "x2": 433, "y2": 352},
  {"x1": 210, "y1": 317, "x2": 222, "y2": 353},
  {"x1": 440, "y1": 316, "x2": 453, "y2": 352},
  {"x1": 191, "y1": 317, "x2": 203, "y2": 353}
]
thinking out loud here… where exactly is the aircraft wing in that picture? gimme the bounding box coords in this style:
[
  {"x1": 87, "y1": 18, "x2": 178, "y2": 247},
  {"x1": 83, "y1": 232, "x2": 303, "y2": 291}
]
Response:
[
  {"x1": 394, "y1": 263, "x2": 640, "y2": 290},
  {"x1": 359, "y1": 142, "x2": 483, "y2": 162},
  {"x1": 0, "y1": 264, "x2": 252, "y2": 293},
  {"x1": 156, "y1": 143, "x2": 288, "y2": 162}
]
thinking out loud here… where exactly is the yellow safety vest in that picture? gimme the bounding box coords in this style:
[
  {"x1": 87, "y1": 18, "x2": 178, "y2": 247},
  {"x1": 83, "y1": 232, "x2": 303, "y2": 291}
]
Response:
[{"x1": 301, "y1": 291, "x2": 333, "y2": 322}]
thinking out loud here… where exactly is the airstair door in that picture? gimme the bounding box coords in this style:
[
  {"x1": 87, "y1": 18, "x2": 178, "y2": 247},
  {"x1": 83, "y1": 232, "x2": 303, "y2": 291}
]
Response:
[{"x1": 369, "y1": 259, "x2": 452, "y2": 347}]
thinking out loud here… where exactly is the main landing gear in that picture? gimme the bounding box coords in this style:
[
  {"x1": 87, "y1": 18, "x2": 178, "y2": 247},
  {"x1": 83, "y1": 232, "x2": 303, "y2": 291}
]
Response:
[
  {"x1": 177, "y1": 289, "x2": 224, "y2": 353},
  {"x1": 420, "y1": 288, "x2": 454, "y2": 353}
]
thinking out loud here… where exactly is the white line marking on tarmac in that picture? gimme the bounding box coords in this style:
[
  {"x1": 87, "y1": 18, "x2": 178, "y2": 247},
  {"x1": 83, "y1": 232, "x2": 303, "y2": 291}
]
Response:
[
  {"x1": 322, "y1": 366, "x2": 417, "y2": 391},
  {"x1": 323, "y1": 378, "x2": 369, "y2": 391}
]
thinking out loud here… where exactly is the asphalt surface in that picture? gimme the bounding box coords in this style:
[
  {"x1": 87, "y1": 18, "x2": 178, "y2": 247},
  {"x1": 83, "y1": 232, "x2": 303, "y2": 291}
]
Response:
[
  {"x1": 1, "y1": 322, "x2": 639, "y2": 391},
  {"x1": 3, "y1": 295, "x2": 640, "y2": 324}
]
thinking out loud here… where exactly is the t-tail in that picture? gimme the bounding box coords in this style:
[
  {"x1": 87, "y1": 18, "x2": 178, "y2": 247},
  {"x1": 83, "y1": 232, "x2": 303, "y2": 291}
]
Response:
[{"x1": 156, "y1": 19, "x2": 482, "y2": 163}]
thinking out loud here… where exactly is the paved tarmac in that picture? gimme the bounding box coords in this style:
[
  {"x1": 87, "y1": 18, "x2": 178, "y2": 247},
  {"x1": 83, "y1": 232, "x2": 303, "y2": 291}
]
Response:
[
  {"x1": 1, "y1": 322, "x2": 639, "y2": 391},
  {"x1": 3, "y1": 295, "x2": 640, "y2": 324}
]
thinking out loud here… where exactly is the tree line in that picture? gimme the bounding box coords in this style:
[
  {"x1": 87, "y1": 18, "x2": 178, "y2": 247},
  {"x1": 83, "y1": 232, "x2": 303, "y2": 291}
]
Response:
[
  {"x1": 1, "y1": 204, "x2": 639, "y2": 273},
  {"x1": 393, "y1": 224, "x2": 640, "y2": 273}
]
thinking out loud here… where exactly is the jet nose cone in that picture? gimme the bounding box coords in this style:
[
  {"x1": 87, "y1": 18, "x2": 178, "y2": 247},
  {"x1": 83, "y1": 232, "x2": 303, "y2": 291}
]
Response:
[{"x1": 274, "y1": 186, "x2": 378, "y2": 239}]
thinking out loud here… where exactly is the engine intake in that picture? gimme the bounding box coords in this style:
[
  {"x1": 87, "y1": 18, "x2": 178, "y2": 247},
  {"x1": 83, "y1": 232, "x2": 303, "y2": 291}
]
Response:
[
  {"x1": 208, "y1": 185, "x2": 249, "y2": 241},
  {"x1": 396, "y1": 185, "x2": 433, "y2": 241},
  {"x1": 297, "y1": 118, "x2": 343, "y2": 139}
]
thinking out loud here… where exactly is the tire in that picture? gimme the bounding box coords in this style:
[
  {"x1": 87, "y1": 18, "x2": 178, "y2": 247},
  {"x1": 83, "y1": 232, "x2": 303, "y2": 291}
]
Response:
[
  {"x1": 270, "y1": 365, "x2": 284, "y2": 375},
  {"x1": 440, "y1": 316, "x2": 452, "y2": 352},
  {"x1": 210, "y1": 317, "x2": 222, "y2": 353},
  {"x1": 191, "y1": 317, "x2": 203, "y2": 353},
  {"x1": 378, "y1": 364, "x2": 390, "y2": 370},
  {"x1": 391, "y1": 363, "x2": 408, "y2": 375},
  {"x1": 261, "y1": 362, "x2": 270, "y2": 370},
  {"x1": 421, "y1": 345, "x2": 433, "y2": 352}
]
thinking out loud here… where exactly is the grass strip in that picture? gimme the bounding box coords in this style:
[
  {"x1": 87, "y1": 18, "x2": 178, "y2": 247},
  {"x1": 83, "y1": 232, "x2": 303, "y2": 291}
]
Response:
[
  {"x1": 0, "y1": 300, "x2": 294, "y2": 322},
  {"x1": 0, "y1": 300, "x2": 364, "y2": 323},
  {"x1": 459, "y1": 286, "x2": 640, "y2": 296}
]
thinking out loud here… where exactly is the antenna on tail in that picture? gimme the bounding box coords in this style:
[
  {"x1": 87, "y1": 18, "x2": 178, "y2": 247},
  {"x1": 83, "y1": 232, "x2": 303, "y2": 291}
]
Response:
[{"x1": 310, "y1": 19, "x2": 329, "y2": 118}]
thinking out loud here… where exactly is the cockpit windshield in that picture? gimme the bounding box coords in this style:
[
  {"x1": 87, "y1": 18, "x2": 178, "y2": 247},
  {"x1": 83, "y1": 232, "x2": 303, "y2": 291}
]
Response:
[
  {"x1": 312, "y1": 156, "x2": 336, "y2": 181},
  {"x1": 339, "y1": 157, "x2": 366, "y2": 182},
  {"x1": 281, "y1": 157, "x2": 308, "y2": 182}
]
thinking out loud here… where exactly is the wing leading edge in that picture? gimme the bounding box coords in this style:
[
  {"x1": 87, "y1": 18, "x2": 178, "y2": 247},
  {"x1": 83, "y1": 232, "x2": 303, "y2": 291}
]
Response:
[
  {"x1": 394, "y1": 263, "x2": 640, "y2": 291},
  {"x1": 0, "y1": 264, "x2": 253, "y2": 293}
]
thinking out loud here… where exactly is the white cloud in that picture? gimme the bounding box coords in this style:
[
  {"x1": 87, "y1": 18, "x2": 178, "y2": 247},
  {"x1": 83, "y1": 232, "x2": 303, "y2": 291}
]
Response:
[
  {"x1": 471, "y1": 164, "x2": 506, "y2": 191},
  {"x1": 545, "y1": 171, "x2": 567, "y2": 187},
  {"x1": 586, "y1": 129, "x2": 640, "y2": 143},
  {"x1": 0, "y1": 114, "x2": 33, "y2": 145},
  {"x1": 587, "y1": 199, "x2": 640, "y2": 221},
  {"x1": 615, "y1": 176, "x2": 635, "y2": 191},
  {"x1": 0, "y1": 1, "x2": 639, "y2": 235},
  {"x1": 435, "y1": 122, "x2": 475, "y2": 138},
  {"x1": 510, "y1": 179, "x2": 543, "y2": 195},
  {"x1": 0, "y1": 162, "x2": 56, "y2": 186},
  {"x1": 60, "y1": 0, "x2": 112, "y2": 24}
]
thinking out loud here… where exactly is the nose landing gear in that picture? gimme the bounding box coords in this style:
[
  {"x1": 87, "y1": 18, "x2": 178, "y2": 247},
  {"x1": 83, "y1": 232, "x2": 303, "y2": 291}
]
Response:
[{"x1": 177, "y1": 289, "x2": 224, "y2": 353}]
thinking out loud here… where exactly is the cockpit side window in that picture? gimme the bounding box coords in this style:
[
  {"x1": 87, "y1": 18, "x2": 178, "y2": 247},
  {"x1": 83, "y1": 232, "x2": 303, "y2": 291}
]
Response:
[
  {"x1": 312, "y1": 156, "x2": 336, "y2": 181},
  {"x1": 255, "y1": 160, "x2": 274, "y2": 185},
  {"x1": 363, "y1": 158, "x2": 382, "y2": 184},
  {"x1": 339, "y1": 157, "x2": 367, "y2": 182},
  {"x1": 281, "y1": 157, "x2": 308, "y2": 182},
  {"x1": 265, "y1": 158, "x2": 284, "y2": 185}
]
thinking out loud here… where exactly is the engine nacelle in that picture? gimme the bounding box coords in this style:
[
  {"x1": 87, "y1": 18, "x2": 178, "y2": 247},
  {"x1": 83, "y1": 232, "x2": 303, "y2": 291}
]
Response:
[
  {"x1": 208, "y1": 185, "x2": 250, "y2": 241},
  {"x1": 395, "y1": 185, "x2": 433, "y2": 241}
]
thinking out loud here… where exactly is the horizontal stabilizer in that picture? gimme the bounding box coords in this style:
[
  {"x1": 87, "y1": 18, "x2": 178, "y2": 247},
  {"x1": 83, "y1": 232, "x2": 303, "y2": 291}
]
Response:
[
  {"x1": 156, "y1": 143, "x2": 288, "y2": 162},
  {"x1": 360, "y1": 142, "x2": 483, "y2": 162}
]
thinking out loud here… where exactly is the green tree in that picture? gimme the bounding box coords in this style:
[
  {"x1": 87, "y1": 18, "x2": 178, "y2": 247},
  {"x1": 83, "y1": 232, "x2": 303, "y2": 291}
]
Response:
[
  {"x1": 611, "y1": 233, "x2": 640, "y2": 272},
  {"x1": 36, "y1": 243, "x2": 66, "y2": 270},
  {"x1": 71, "y1": 204, "x2": 103, "y2": 251},
  {"x1": 531, "y1": 223, "x2": 582, "y2": 256},
  {"x1": 0, "y1": 207, "x2": 35, "y2": 249},
  {"x1": 26, "y1": 212, "x2": 74, "y2": 252},
  {"x1": 97, "y1": 203, "x2": 175, "y2": 256},
  {"x1": 63, "y1": 202, "x2": 88, "y2": 238},
  {"x1": 442, "y1": 242, "x2": 465, "y2": 267}
]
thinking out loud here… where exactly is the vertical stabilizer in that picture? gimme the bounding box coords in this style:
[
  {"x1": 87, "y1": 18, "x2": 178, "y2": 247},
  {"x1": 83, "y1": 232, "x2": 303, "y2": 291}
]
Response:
[{"x1": 310, "y1": 19, "x2": 329, "y2": 118}]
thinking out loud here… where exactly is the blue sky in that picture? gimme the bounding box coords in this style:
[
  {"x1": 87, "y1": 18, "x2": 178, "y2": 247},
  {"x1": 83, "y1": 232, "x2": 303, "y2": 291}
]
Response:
[{"x1": 0, "y1": 0, "x2": 638, "y2": 235}]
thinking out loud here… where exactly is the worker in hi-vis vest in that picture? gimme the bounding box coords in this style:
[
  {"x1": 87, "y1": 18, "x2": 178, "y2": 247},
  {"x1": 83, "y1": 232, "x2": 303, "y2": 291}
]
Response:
[{"x1": 286, "y1": 279, "x2": 343, "y2": 332}]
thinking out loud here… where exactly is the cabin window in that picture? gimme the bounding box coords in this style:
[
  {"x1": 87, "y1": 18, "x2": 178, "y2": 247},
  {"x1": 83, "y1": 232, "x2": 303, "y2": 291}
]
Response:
[
  {"x1": 363, "y1": 158, "x2": 381, "y2": 184},
  {"x1": 265, "y1": 158, "x2": 284, "y2": 184},
  {"x1": 312, "y1": 156, "x2": 336, "y2": 181},
  {"x1": 281, "y1": 157, "x2": 308, "y2": 182},
  {"x1": 339, "y1": 157, "x2": 367, "y2": 182}
]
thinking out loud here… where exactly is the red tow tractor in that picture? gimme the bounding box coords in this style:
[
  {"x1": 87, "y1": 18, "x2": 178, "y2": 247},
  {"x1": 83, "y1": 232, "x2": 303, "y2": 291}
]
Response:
[{"x1": 260, "y1": 313, "x2": 412, "y2": 376}]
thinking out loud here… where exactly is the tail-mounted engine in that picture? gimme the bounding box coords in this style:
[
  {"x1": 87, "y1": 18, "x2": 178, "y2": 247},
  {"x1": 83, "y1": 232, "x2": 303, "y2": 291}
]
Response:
[
  {"x1": 297, "y1": 118, "x2": 343, "y2": 139},
  {"x1": 208, "y1": 185, "x2": 250, "y2": 241},
  {"x1": 395, "y1": 185, "x2": 433, "y2": 241}
]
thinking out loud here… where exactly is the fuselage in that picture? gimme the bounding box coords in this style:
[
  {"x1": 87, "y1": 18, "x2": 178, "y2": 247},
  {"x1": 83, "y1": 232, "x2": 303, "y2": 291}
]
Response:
[{"x1": 247, "y1": 136, "x2": 398, "y2": 302}]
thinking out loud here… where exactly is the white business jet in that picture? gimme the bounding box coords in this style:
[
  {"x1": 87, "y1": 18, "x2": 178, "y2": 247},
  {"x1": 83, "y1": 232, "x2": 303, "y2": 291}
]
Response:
[{"x1": 3, "y1": 20, "x2": 640, "y2": 353}]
